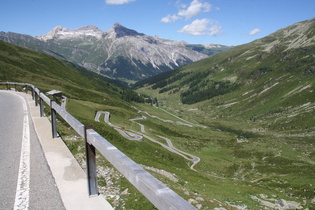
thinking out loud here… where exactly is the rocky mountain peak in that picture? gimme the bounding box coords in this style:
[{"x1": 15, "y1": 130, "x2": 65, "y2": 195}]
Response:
[
  {"x1": 105, "y1": 23, "x2": 144, "y2": 39},
  {"x1": 36, "y1": 25, "x2": 104, "y2": 40},
  {"x1": 76, "y1": 25, "x2": 103, "y2": 33},
  {"x1": 52, "y1": 25, "x2": 68, "y2": 33},
  {"x1": 36, "y1": 25, "x2": 69, "y2": 40},
  {"x1": 112, "y1": 22, "x2": 122, "y2": 28}
]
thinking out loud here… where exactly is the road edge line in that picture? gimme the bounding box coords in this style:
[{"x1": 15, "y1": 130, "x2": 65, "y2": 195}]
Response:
[{"x1": 13, "y1": 94, "x2": 31, "y2": 210}]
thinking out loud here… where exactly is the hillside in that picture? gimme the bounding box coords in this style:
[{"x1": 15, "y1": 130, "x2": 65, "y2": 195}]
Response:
[
  {"x1": 134, "y1": 18, "x2": 315, "y2": 208},
  {"x1": 135, "y1": 17, "x2": 315, "y2": 131},
  {"x1": 0, "y1": 40, "x2": 128, "y2": 102},
  {"x1": 0, "y1": 24, "x2": 230, "y2": 83}
]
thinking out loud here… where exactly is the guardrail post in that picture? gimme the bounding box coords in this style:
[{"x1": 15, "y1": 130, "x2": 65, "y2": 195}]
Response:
[
  {"x1": 14, "y1": 84, "x2": 17, "y2": 91},
  {"x1": 84, "y1": 125, "x2": 98, "y2": 196},
  {"x1": 51, "y1": 100, "x2": 57, "y2": 138},
  {"x1": 31, "y1": 88, "x2": 35, "y2": 100},
  {"x1": 6, "y1": 82, "x2": 9, "y2": 90},
  {"x1": 35, "y1": 92, "x2": 38, "y2": 106},
  {"x1": 40, "y1": 96, "x2": 44, "y2": 117}
]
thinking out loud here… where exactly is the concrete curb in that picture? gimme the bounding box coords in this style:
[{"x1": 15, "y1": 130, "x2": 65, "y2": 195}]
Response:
[{"x1": 25, "y1": 93, "x2": 113, "y2": 210}]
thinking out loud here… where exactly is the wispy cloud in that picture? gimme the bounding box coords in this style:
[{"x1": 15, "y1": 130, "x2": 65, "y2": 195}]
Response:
[
  {"x1": 161, "y1": 14, "x2": 181, "y2": 23},
  {"x1": 161, "y1": 0, "x2": 212, "y2": 23},
  {"x1": 105, "y1": 0, "x2": 135, "y2": 5},
  {"x1": 178, "y1": 0, "x2": 211, "y2": 20},
  {"x1": 249, "y1": 28, "x2": 261, "y2": 35},
  {"x1": 178, "y1": 18, "x2": 223, "y2": 36}
]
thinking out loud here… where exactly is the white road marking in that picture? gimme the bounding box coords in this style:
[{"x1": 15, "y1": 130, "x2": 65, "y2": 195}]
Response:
[{"x1": 13, "y1": 93, "x2": 30, "y2": 210}]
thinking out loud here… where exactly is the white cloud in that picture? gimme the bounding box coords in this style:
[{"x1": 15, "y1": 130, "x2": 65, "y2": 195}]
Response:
[
  {"x1": 178, "y1": 18, "x2": 222, "y2": 36},
  {"x1": 161, "y1": 14, "x2": 181, "y2": 23},
  {"x1": 175, "y1": 0, "x2": 187, "y2": 9},
  {"x1": 249, "y1": 28, "x2": 261, "y2": 35},
  {"x1": 178, "y1": 0, "x2": 211, "y2": 20},
  {"x1": 105, "y1": 0, "x2": 135, "y2": 5},
  {"x1": 208, "y1": 24, "x2": 223, "y2": 36},
  {"x1": 161, "y1": 0, "x2": 212, "y2": 23}
]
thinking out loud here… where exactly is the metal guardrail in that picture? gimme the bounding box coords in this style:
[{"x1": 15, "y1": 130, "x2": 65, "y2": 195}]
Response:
[{"x1": 1, "y1": 82, "x2": 196, "y2": 210}]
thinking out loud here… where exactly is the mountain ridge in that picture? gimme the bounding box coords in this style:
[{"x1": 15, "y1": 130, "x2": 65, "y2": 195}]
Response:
[
  {"x1": 36, "y1": 25, "x2": 105, "y2": 40},
  {"x1": 134, "y1": 17, "x2": 315, "y2": 120},
  {"x1": 0, "y1": 23, "x2": 231, "y2": 82},
  {"x1": 36, "y1": 23, "x2": 146, "y2": 40}
]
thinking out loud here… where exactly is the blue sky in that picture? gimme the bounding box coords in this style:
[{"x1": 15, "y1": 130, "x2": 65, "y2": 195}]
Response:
[{"x1": 1, "y1": 0, "x2": 314, "y2": 46}]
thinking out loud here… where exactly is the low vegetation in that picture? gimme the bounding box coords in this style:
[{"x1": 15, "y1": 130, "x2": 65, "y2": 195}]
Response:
[
  {"x1": 1, "y1": 18, "x2": 315, "y2": 209},
  {"x1": 133, "y1": 18, "x2": 315, "y2": 209}
]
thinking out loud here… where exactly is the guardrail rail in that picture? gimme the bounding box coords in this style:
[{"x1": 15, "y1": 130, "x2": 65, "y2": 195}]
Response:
[{"x1": 1, "y1": 82, "x2": 196, "y2": 210}]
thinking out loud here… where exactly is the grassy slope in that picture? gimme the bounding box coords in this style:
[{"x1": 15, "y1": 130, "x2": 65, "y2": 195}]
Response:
[
  {"x1": 0, "y1": 40, "x2": 208, "y2": 209},
  {"x1": 0, "y1": 40, "x2": 128, "y2": 104},
  {"x1": 1, "y1": 17, "x2": 315, "y2": 208},
  {"x1": 0, "y1": 40, "x2": 149, "y2": 207},
  {"x1": 134, "y1": 19, "x2": 315, "y2": 209}
]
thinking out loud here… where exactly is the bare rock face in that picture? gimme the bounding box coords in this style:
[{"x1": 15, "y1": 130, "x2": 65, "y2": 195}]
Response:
[
  {"x1": 1, "y1": 23, "x2": 229, "y2": 81},
  {"x1": 104, "y1": 23, "x2": 144, "y2": 38},
  {"x1": 35, "y1": 23, "x2": 209, "y2": 81}
]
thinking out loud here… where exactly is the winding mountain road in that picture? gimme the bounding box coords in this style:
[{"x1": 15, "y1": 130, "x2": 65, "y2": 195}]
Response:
[
  {"x1": 95, "y1": 111, "x2": 144, "y2": 141},
  {"x1": 157, "y1": 136, "x2": 200, "y2": 170},
  {"x1": 94, "y1": 108, "x2": 201, "y2": 170},
  {"x1": 95, "y1": 108, "x2": 227, "y2": 179}
]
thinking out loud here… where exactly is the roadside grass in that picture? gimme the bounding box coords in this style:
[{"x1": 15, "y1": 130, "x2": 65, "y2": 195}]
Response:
[
  {"x1": 47, "y1": 100, "x2": 156, "y2": 209},
  {"x1": 96, "y1": 153, "x2": 156, "y2": 210}
]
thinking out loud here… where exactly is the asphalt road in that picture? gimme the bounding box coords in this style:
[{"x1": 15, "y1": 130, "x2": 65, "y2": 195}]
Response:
[{"x1": 0, "y1": 91, "x2": 65, "y2": 210}]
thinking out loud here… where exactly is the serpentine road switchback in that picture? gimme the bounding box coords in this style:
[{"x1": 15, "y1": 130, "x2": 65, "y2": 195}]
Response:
[{"x1": 94, "y1": 107, "x2": 202, "y2": 171}]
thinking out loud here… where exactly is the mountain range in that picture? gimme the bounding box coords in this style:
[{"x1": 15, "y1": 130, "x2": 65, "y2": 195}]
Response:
[{"x1": 0, "y1": 23, "x2": 230, "y2": 82}]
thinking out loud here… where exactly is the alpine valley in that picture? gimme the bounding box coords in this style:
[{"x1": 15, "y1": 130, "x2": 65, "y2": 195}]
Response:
[
  {"x1": 0, "y1": 23, "x2": 230, "y2": 83},
  {"x1": 1, "y1": 17, "x2": 314, "y2": 209}
]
